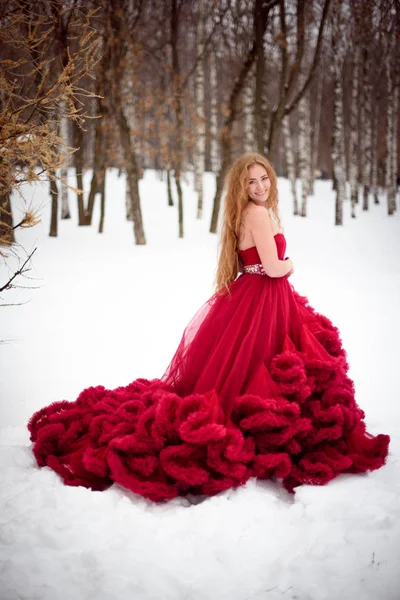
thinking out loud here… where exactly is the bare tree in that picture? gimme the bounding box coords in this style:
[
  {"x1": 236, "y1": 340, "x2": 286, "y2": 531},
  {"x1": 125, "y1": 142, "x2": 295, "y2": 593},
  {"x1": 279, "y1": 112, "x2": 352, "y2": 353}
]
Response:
[
  {"x1": 298, "y1": 92, "x2": 311, "y2": 217},
  {"x1": 59, "y1": 105, "x2": 71, "y2": 220},
  {"x1": 360, "y1": 2, "x2": 373, "y2": 211},
  {"x1": 0, "y1": 0, "x2": 99, "y2": 300},
  {"x1": 210, "y1": 0, "x2": 331, "y2": 233},
  {"x1": 282, "y1": 115, "x2": 298, "y2": 214},
  {"x1": 170, "y1": 0, "x2": 185, "y2": 238},
  {"x1": 385, "y1": 0, "x2": 398, "y2": 216},
  {"x1": 194, "y1": 0, "x2": 206, "y2": 219},
  {"x1": 310, "y1": 70, "x2": 323, "y2": 196},
  {"x1": 243, "y1": 63, "x2": 256, "y2": 153},
  {"x1": 349, "y1": 44, "x2": 360, "y2": 218},
  {"x1": 109, "y1": 0, "x2": 146, "y2": 244},
  {"x1": 266, "y1": 0, "x2": 331, "y2": 161},
  {"x1": 331, "y1": 0, "x2": 348, "y2": 227},
  {"x1": 209, "y1": 50, "x2": 220, "y2": 173},
  {"x1": 371, "y1": 95, "x2": 379, "y2": 205},
  {"x1": 210, "y1": 0, "x2": 279, "y2": 234}
]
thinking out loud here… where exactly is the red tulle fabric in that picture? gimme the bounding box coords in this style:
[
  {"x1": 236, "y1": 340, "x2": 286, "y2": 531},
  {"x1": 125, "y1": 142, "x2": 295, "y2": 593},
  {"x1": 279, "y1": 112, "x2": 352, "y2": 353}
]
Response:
[{"x1": 28, "y1": 234, "x2": 390, "y2": 501}]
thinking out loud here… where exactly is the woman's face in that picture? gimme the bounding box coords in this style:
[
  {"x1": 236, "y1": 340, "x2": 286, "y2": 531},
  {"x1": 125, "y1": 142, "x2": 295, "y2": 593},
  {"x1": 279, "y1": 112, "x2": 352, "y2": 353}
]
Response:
[{"x1": 247, "y1": 163, "x2": 271, "y2": 204}]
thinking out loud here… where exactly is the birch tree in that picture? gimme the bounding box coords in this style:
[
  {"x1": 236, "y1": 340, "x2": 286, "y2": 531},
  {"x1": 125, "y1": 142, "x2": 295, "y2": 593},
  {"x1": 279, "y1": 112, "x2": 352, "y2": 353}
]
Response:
[
  {"x1": 385, "y1": 34, "x2": 398, "y2": 216},
  {"x1": 360, "y1": 3, "x2": 373, "y2": 211},
  {"x1": 209, "y1": 51, "x2": 220, "y2": 174},
  {"x1": 310, "y1": 71, "x2": 323, "y2": 196},
  {"x1": 298, "y1": 92, "x2": 312, "y2": 217},
  {"x1": 109, "y1": 0, "x2": 146, "y2": 244},
  {"x1": 194, "y1": 0, "x2": 205, "y2": 219},
  {"x1": 170, "y1": 0, "x2": 185, "y2": 238},
  {"x1": 84, "y1": 40, "x2": 110, "y2": 229},
  {"x1": 243, "y1": 63, "x2": 256, "y2": 153},
  {"x1": 160, "y1": 42, "x2": 174, "y2": 206},
  {"x1": 59, "y1": 110, "x2": 71, "y2": 220},
  {"x1": 349, "y1": 45, "x2": 360, "y2": 218},
  {"x1": 371, "y1": 99, "x2": 379, "y2": 205},
  {"x1": 282, "y1": 115, "x2": 298, "y2": 215},
  {"x1": 361, "y1": 59, "x2": 373, "y2": 213},
  {"x1": 331, "y1": 0, "x2": 348, "y2": 226},
  {"x1": 254, "y1": 0, "x2": 267, "y2": 154}
]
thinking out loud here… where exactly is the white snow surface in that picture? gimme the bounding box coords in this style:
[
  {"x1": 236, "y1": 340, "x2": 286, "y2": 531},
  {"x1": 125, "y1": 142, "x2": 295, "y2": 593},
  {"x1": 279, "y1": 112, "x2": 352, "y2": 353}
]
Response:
[{"x1": 1, "y1": 169, "x2": 399, "y2": 600}]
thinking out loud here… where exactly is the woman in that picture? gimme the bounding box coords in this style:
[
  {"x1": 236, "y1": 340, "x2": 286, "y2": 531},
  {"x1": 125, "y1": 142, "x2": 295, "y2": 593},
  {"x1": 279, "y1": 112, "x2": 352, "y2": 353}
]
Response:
[{"x1": 28, "y1": 152, "x2": 390, "y2": 502}]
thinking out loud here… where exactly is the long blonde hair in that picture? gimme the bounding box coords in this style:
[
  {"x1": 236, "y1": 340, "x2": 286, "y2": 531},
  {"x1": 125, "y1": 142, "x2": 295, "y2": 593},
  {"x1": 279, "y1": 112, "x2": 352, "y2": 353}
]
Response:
[{"x1": 214, "y1": 152, "x2": 281, "y2": 295}]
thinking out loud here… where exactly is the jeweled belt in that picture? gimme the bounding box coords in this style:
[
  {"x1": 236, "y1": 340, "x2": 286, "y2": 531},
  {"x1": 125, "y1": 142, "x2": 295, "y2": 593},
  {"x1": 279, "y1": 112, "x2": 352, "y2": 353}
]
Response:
[{"x1": 243, "y1": 264, "x2": 266, "y2": 275}]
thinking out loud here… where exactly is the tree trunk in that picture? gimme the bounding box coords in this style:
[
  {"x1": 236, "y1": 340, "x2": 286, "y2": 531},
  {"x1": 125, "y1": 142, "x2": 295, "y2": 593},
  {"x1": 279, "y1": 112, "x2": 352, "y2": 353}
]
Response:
[
  {"x1": 98, "y1": 168, "x2": 106, "y2": 233},
  {"x1": 125, "y1": 176, "x2": 133, "y2": 220},
  {"x1": 109, "y1": 0, "x2": 145, "y2": 244},
  {"x1": 254, "y1": 18, "x2": 266, "y2": 154},
  {"x1": 361, "y1": 8, "x2": 372, "y2": 212},
  {"x1": 371, "y1": 97, "x2": 379, "y2": 204},
  {"x1": 159, "y1": 41, "x2": 172, "y2": 182},
  {"x1": 243, "y1": 63, "x2": 256, "y2": 152},
  {"x1": 85, "y1": 120, "x2": 104, "y2": 225},
  {"x1": 71, "y1": 119, "x2": 86, "y2": 225},
  {"x1": 175, "y1": 171, "x2": 184, "y2": 239},
  {"x1": 309, "y1": 72, "x2": 323, "y2": 196},
  {"x1": 267, "y1": 106, "x2": 286, "y2": 163},
  {"x1": 167, "y1": 169, "x2": 174, "y2": 206},
  {"x1": 175, "y1": 134, "x2": 184, "y2": 239},
  {"x1": 85, "y1": 29, "x2": 110, "y2": 227},
  {"x1": 298, "y1": 94, "x2": 311, "y2": 217},
  {"x1": 209, "y1": 52, "x2": 219, "y2": 173},
  {"x1": 49, "y1": 172, "x2": 59, "y2": 237},
  {"x1": 349, "y1": 46, "x2": 360, "y2": 218},
  {"x1": 391, "y1": 85, "x2": 398, "y2": 212},
  {"x1": 60, "y1": 167, "x2": 70, "y2": 219},
  {"x1": 331, "y1": 1, "x2": 347, "y2": 226},
  {"x1": 116, "y1": 104, "x2": 146, "y2": 244},
  {"x1": 59, "y1": 110, "x2": 71, "y2": 219},
  {"x1": 261, "y1": 47, "x2": 270, "y2": 156},
  {"x1": 194, "y1": 0, "x2": 205, "y2": 219},
  {"x1": 282, "y1": 116, "x2": 298, "y2": 215},
  {"x1": 386, "y1": 61, "x2": 398, "y2": 216},
  {"x1": 332, "y1": 81, "x2": 346, "y2": 226},
  {"x1": 210, "y1": 142, "x2": 229, "y2": 234},
  {"x1": 0, "y1": 189, "x2": 14, "y2": 246},
  {"x1": 171, "y1": 0, "x2": 184, "y2": 238}
]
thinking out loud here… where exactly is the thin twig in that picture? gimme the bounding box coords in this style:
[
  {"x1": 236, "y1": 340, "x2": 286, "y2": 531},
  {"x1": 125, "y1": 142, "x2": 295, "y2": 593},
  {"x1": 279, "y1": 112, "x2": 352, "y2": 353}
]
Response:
[{"x1": 0, "y1": 247, "x2": 37, "y2": 293}]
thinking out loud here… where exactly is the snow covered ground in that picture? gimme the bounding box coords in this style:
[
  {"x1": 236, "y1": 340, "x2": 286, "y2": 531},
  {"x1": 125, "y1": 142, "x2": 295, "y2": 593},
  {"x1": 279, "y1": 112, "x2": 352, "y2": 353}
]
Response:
[{"x1": 1, "y1": 169, "x2": 399, "y2": 600}]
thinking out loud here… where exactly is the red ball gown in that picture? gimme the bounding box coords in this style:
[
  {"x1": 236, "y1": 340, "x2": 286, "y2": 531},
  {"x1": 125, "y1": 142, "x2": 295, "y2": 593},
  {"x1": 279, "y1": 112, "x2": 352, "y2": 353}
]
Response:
[{"x1": 28, "y1": 233, "x2": 390, "y2": 501}]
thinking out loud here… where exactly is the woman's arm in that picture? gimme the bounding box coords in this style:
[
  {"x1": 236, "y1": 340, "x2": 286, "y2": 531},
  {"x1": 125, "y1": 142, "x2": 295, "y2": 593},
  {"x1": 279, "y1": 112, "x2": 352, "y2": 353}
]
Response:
[{"x1": 248, "y1": 206, "x2": 293, "y2": 278}]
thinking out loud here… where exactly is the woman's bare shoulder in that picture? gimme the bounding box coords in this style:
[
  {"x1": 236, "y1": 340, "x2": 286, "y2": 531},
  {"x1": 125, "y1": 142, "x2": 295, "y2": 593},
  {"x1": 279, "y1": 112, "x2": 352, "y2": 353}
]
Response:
[
  {"x1": 244, "y1": 204, "x2": 281, "y2": 235},
  {"x1": 242, "y1": 202, "x2": 267, "y2": 219},
  {"x1": 245, "y1": 203, "x2": 272, "y2": 223}
]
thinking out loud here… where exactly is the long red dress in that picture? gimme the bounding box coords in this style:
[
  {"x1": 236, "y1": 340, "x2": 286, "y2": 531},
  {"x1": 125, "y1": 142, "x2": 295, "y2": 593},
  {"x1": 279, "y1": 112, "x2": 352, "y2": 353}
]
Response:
[{"x1": 28, "y1": 234, "x2": 390, "y2": 501}]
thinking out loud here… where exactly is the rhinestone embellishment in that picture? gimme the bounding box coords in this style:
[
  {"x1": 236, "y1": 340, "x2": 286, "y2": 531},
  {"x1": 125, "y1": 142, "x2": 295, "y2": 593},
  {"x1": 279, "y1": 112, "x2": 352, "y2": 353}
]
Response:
[{"x1": 243, "y1": 264, "x2": 266, "y2": 275}]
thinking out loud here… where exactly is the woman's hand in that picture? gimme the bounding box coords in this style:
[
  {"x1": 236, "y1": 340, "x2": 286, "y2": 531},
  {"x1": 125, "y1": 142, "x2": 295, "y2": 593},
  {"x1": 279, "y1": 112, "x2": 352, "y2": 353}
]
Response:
[{"x1": 284, "y1": 257, "x2": 294, "y2": 278}]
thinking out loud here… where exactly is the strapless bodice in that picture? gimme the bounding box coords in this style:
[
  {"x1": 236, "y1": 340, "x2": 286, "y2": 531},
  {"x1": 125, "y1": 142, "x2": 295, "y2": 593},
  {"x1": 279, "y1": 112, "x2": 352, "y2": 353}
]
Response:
[{"x1": 238, "y1": 233, "x2": 286, "y2": 265}]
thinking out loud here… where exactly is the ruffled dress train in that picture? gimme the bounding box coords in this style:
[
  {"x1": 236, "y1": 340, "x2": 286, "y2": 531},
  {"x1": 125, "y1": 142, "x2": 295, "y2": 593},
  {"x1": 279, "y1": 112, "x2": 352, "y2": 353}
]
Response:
[{"x1": 28, "y1": 234, "x2": 390, "y2": 501}]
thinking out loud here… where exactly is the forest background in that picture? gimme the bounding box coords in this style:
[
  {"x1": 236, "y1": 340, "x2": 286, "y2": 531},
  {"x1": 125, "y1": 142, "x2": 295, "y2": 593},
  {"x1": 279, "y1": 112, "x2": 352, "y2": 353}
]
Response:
[{"x1": 0, "y1": 0, "x2": 399, "y2": 286}]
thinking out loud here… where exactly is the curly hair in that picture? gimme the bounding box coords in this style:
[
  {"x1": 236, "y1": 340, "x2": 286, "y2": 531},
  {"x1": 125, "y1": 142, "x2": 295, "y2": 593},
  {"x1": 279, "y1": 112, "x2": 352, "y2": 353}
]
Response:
[{"x1": 214, "y1": 152, "x2": 281, "y2": 295}]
